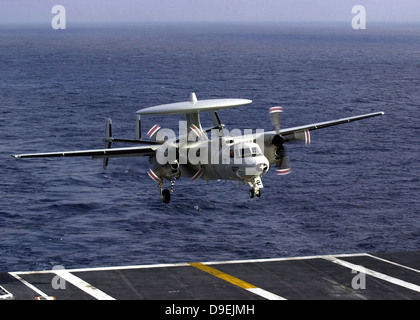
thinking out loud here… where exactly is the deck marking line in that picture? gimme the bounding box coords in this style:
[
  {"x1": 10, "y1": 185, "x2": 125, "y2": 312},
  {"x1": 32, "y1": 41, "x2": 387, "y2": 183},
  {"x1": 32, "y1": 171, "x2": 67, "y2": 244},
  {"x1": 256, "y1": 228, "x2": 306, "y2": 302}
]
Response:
[
  {"x1": 189, "y1": 262, "x2": 286, "y2": 300},
  {"x1": 323, "y1": 256, "x2": 420, "y2": 293},
  {"x1": 13, "y1": 262, "x2": 191, "y2": 275},
  {"x1": 12, "y1": 253, "x2": 367, "y2": 275},
  {"x1": 0, "y1": 285, "x2": 13, "y2": 300},
  {"x1": 366, "y1": 254, "x2": 420, "y2": 274},
  {"x1": 53, "y1": 270, "x2": 115, "y2": 300},
  {"x1": 247, "y1": 287, "x2": 286, "y2": 300},
  {"x1": 9, "y1": 272, "x2": 50, "y2": 298},
  {"x1": 203, "y1": 252, "x2": 368, "y2": 266}
]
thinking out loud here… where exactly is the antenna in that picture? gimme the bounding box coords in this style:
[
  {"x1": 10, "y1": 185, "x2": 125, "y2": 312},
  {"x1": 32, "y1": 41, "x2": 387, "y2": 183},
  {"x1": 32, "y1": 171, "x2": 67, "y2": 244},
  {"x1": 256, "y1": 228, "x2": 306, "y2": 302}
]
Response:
[{"x1": 189, "y1": 92, "x2": 197, "y2": 103}]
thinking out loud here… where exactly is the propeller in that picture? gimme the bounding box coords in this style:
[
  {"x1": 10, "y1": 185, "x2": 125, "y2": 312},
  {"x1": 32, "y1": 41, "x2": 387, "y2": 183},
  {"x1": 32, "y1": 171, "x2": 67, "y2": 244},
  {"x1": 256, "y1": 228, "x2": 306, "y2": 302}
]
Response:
[
  {"x1": 269, "y1": 107, "x2": 291, "y2": 175},
  {"x1": 274, "y1": 146, "x2": 291, "y2": 175},
  {"x1": 269, "y1": 107, "x2": 312, "y2": 175},
  {"x1": 147, "y1": 124, "x2": 161, "y2": 139}
]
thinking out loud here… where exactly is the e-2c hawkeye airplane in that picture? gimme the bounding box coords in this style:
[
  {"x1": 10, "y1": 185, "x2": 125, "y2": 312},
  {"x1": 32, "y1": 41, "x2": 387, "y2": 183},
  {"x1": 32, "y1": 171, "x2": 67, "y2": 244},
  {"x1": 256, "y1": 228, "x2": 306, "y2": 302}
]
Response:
[{"x1": 13, "y1": 93, "x2": 384, "y2": 203}]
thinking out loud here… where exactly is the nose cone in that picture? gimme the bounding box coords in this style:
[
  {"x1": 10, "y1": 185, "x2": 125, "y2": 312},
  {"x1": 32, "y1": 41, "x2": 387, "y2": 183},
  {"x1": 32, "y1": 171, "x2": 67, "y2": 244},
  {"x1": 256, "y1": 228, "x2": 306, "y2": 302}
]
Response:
[
  {"x1": 258, "y1": 162, "x2": 269, "y2": 173},
  {"x1": 244, "y1": 156, "x2": 270, "y2": 177},
  {"x1": 257, "y1": 156, "x2": 269, "y2": 174}
]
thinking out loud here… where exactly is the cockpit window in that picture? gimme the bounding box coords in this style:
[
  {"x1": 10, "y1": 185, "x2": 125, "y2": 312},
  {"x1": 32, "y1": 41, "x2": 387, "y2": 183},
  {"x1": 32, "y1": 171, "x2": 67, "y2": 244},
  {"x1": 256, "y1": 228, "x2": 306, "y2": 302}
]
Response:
[
  {"x1": 251, "y1": 147, "x2": 259, "y2": 156},
  {"x1": 234, "y1": 145, "x2": 262, "y2": 158}
]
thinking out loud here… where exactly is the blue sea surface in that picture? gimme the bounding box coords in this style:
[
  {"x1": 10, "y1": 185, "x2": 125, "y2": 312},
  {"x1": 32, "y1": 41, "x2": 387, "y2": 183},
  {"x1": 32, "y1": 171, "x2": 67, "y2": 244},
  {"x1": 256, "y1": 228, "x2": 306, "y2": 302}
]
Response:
[{"x1": 0, "y1": 23, "x2": 419, "y2": 272}]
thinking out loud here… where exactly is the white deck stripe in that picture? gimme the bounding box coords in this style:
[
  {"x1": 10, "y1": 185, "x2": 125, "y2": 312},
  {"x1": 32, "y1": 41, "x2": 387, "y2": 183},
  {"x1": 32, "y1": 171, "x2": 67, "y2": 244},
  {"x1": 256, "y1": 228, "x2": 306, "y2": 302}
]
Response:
[
  {"x1": 323, "y1": 256, "x2": 420, "y2": 293},
  {"x1": 13, "y1": 253, "x2": 367, "y2": 274},
  {"x1": 0, "y1": 285, "x2": 13, "y2": 300},
  {"x1": 13, "y1": 262, "x2": 191, "y2": 275},
  {"x1": 9, "y1": 272, "x2": 50, "y2": 298},
  {"x1": 204, "y1": 253, "x2": 368, "y2": 265},
  {"x1": 53, "y1": 270, "x2": 115, "y2": 300},
  {"x1": 366, "y1": 254, "x2": 420, "y2": 274},
  {"x1": 247, "y1": 287, "x2": 286, "y2": 300}
]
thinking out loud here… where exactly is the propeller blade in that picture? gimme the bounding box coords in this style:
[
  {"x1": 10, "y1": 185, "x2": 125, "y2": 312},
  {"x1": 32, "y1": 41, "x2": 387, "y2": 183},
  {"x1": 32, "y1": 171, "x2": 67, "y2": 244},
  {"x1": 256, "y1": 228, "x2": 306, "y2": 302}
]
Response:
[
  {"x1": 270, "y1": 106, "x2": 283, "y2": 134},
  {"x1": 147, "y1": 168, "x2": 163, "y2": 183},
  {"x1": 189, "y1": 124, "x2": 204, "y2": 140},
  {"x1": 147, "y1": 124, "x2": 161, "y2": 139},
  {"x1": 275, "y1": 147, "x2": 291, "y2": 175},
  {"x1": 191, "y1": 167, "x2": 204, "y2": 181}
]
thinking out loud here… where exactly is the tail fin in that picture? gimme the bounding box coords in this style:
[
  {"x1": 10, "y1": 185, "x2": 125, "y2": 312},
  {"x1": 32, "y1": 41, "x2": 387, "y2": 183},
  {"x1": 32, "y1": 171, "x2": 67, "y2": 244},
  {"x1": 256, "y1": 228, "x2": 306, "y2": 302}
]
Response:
[
  {"x1": 103, "y1": 117, "x2": 112, "y2": 170},
  {"x1": 135, "y1": 114, "x2": 141, "y2": 140}
]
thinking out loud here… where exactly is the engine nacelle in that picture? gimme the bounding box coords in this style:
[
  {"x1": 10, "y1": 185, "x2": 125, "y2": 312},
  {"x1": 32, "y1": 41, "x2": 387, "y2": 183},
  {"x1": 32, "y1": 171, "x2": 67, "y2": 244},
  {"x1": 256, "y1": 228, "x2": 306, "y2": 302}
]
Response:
[{"x1": 262, "y1": 133, "x2": 281, "y2": 164}]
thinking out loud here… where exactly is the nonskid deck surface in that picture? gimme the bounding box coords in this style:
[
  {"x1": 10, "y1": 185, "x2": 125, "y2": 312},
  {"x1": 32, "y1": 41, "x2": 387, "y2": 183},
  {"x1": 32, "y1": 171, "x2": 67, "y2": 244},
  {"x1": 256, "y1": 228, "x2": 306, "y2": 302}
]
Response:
[{"x1": 1, "y1": 251, "x2": 420, "y2": 300}]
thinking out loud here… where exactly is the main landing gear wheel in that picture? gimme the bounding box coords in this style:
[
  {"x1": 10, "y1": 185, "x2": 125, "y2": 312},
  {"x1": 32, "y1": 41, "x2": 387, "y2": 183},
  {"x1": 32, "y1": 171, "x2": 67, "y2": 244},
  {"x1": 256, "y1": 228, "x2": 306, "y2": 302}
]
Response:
[
  {"x1": 162, "y1": 189, "x2": 171, "y2": 203},
  {"x1": 249, "y1": 189, "x2": 254, "y2": 198},
  {"x1": 255, "y1": 189, "x2": 261, "y2": 197}
]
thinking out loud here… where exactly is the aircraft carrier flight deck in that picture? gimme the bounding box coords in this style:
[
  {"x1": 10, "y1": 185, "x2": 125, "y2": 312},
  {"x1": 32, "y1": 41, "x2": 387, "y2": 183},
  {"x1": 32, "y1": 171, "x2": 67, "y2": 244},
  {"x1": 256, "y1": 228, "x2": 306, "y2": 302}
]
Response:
[{"x1": 1, "y1": 251, "x2": 420, "y2": 300}]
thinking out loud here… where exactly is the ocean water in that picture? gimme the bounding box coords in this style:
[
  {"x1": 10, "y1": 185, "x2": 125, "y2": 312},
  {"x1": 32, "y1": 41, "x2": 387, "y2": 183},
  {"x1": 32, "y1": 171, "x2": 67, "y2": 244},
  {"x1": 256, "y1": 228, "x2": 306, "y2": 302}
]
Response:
[{"x1": 0, "y1": 23, "x2": 419, "y2": 272}]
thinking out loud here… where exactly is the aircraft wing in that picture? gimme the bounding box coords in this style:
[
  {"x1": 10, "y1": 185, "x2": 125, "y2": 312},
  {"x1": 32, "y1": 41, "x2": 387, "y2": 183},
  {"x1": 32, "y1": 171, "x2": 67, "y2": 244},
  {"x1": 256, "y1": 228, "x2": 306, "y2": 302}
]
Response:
[
  {"x1": 240, "y1": 111, "x2": 385, "y2": 145},
  {"x1": 278, "y1": 111, "x2": 384, "y2": 136},
  {"x1": 13, "y1": 145, "x2": 158, "y2": 159}
]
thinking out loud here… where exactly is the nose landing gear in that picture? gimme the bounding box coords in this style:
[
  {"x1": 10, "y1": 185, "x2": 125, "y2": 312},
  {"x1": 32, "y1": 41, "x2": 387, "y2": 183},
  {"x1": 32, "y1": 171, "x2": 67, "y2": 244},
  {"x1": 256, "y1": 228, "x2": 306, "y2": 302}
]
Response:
[
  {"x1": 248, "y1": 177, "x2": 263, "y2": 198},
  {"x1": 249, "y1": 188, "x2": 261, "y2": 198}
]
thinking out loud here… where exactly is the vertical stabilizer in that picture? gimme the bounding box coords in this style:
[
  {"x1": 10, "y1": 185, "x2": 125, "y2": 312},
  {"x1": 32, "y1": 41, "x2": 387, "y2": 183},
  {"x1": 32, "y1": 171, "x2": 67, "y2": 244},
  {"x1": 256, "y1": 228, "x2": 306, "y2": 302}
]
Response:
[
  {"x1": 135, "y1": 114, "x2": 142, "y2": 140},
  {"x1": 103, "y1": 117, "x2": 112, "y2": 170}
]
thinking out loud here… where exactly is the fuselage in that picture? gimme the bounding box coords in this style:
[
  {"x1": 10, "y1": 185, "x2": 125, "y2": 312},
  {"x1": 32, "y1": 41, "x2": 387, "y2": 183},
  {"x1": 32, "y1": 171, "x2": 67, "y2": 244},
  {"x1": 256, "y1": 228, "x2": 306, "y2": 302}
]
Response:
[{"x1": 156, "y1": 138, "x2": 270, "y2": 183}]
